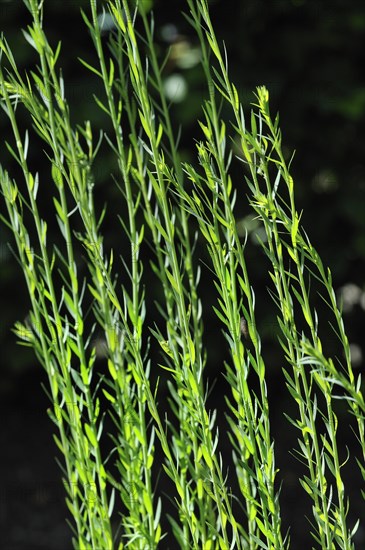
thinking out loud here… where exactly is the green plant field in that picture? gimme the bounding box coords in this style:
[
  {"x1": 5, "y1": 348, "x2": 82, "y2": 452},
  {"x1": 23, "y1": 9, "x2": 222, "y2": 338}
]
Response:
[{"x1": 1, "y1": 1, "x2": 364, "y2": 548}]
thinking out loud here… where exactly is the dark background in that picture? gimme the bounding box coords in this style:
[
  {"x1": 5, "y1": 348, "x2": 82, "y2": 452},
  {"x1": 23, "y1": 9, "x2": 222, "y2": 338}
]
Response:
[{"x1": 1, "y1": 0, "x2": 365, "y2": 548}]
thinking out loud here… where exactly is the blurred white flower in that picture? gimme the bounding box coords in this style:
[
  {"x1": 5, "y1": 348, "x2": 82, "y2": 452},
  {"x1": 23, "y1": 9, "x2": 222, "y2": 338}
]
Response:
[
  {"x1": 97, "y1": 12, "x2": 117, "y2": 34},
  {"x1": 163, "y1": 74, "x2": 187, "y2": 103},
  {"x1": 350, "y1": 343, "x2": 363, "y2": 368},
  {"x1": 337, "y1": 283, "x2": 364, "y2": 313}
]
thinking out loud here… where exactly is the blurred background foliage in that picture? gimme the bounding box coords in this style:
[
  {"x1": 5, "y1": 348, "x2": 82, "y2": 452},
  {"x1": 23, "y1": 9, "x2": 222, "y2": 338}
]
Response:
[{"x1": 1, "y1": 0, "x2": 365, "y2": 548}]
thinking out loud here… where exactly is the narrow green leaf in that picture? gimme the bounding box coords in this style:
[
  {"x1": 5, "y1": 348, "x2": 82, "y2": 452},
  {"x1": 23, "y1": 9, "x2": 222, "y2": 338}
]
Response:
[
  {"x1": 109, "y1": 1, "x2": 126, "y2": 32},
  {"x1": 102, "y1": 389, "x2": 116, "y2": 404},
  {"x1": 78, "y1": 57, "x2": 102, "y2": 78},
  {"x1": 143, "y1": 489, "x2": 153, "y2": 515},
  {"x1": 84, "y1": 423, "x2": 97, "y2": 447},
  {"x1": 53, "y1": 197, "x2": 66, "y2": 223},
  {"x1": 165, "y1": 269, "x2": 179, "y2": 292},
  {"x1": 202, "y1": 445, "x2": 213, "y2": 469},
  {"x1": 139, "y1": 109, "x2": 151, "y2": 139}
]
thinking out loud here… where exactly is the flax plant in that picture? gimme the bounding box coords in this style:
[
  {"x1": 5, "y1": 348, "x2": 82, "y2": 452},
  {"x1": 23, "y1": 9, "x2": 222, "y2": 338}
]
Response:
[{"x1": 0, "y1": 0, "x2": 364, "y2": 548}]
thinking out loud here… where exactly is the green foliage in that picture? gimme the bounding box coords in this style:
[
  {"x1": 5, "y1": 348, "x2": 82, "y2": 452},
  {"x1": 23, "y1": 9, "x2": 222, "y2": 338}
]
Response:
[{"x1": 0, "y1": 0, "x2": 363, "y2": 548}]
